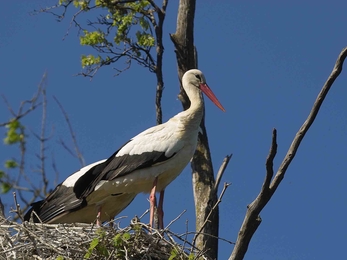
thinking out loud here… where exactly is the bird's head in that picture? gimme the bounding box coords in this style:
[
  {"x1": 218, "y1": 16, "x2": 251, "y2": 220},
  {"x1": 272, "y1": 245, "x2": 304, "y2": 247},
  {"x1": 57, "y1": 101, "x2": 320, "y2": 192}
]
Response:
[
  {"x1": 182, "y1": 69, "x2": 206, "y2": 87},
  {"x1": 182, "y1": 69, "x2": 225, "y2": 112}
]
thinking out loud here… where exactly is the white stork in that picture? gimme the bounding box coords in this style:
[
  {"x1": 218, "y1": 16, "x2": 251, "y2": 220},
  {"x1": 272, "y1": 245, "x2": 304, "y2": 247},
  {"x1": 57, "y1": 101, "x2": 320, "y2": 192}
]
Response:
[
  {"x1": 78, "y1": 69, "x2": 224, "y2": 228},
  {"x1": 24, "y1": 69, "x2": 224, "y2": 228}
]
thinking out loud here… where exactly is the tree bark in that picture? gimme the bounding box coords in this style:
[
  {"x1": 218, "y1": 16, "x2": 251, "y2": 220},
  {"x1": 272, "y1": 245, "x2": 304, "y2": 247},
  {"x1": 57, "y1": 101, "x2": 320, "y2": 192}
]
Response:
[{"x1": 170, "y1": 0, "x2": 219, "y2": 259}]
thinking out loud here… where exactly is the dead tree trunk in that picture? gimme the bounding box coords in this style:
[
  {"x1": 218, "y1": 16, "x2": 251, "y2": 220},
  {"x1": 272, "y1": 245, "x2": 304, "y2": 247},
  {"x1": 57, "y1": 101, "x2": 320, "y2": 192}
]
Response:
[{"x1": 170, "y1": 0, "x2": 219, "y2": 258}]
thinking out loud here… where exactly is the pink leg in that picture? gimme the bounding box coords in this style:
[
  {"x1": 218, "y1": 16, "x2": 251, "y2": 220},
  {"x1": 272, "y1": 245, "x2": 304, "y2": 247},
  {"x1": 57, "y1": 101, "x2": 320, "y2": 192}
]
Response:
[
  {"x1": 149, "y1": 177, "x2": 158, "y2": 227},
  {"x1": 96, "y1": 206, "x2": 102, "y2": 226},
  {"x1": 158, "y1": 189, "x2": 165, "y2": 229}
]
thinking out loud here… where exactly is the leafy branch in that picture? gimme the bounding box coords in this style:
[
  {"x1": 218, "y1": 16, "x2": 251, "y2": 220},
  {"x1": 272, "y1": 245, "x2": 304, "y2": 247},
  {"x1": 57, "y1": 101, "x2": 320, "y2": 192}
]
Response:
[{"x1": 35, "y1": 0, "x2": 159, "y2": 78}]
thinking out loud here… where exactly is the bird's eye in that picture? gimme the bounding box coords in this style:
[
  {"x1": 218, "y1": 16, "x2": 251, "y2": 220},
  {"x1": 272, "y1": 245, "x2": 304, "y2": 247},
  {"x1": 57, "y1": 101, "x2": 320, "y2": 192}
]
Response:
[{"x1": 195, "y1": 74, "x2": 201, "y2": 81}]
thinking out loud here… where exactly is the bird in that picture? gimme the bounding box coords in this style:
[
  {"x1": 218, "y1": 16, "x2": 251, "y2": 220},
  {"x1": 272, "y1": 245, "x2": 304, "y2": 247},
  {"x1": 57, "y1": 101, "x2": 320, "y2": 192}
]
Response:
[
  {"x1": 24, "y1": 69, "x2": 224, "y2": 228},
  {"x1": 72, "y1": 69, "x2": 224, "y2": 228}
]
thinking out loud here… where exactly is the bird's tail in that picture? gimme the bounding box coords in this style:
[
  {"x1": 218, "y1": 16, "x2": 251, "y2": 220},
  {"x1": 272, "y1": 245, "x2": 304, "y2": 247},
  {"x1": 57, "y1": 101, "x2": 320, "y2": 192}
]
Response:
[{"x1": 23, "y1": 200, "x2": 44, "y2": 222}]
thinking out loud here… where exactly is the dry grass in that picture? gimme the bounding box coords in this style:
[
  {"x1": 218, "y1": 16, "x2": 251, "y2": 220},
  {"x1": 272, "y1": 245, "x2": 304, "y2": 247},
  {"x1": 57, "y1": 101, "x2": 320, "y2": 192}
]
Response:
[{"x1": 0, "y1": 215, "x2": 211, "y2": 260}]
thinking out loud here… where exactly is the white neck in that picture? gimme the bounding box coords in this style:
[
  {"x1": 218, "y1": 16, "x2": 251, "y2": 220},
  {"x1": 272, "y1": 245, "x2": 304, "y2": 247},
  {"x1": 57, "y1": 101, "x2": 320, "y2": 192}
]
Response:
[{"x1": 176, "y1": 81, "x2": 204, "y2": 129}]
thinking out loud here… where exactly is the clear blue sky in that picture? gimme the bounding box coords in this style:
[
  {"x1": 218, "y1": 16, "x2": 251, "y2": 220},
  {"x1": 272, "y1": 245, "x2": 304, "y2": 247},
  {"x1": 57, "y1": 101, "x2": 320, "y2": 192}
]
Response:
[{"x1": 1, "y1": 1, "x2": 347, "y2": 259}]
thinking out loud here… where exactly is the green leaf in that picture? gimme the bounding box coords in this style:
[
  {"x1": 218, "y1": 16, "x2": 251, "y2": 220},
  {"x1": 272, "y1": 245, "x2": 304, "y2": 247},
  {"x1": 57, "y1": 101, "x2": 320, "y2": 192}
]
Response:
[
  {"x1": 139, "y1": 17, "x2": 149, "y2": 30},
  {"x1": 89, "y1": 238, "x2": 99, "y2": 250},
  {"x1": 4, "y1": 119, "x2": 25, "y2": 145},
  {"x1": 1, "y1": 182, "x2": 12, "y2": 194},
  {"x1": 5, "y1": 160, "x2": 18, "y2": 169},
  {"x1": 84, "y1": 238, "x2": 99, "y2": 259},
  {"x1": 169, "y1": 248, "x2": 178, "y2": 260},
  {"x1": 58, "y1": 0, "x2": 68, "y2": 5},
  {"x1": 136, "y1": 31, "x2": 155, "y2": 47},
  {"x1": 0, "y1": 170, "x2": 5, "y2": 179},
  {"x1": 113, "y1": 234, "x2": 122, "y2": 247},
  {"x1": 81, "y1": 55, "x2": 101, "y2": 68},
  {"x1": 122, "y1": 232, "x2": 130, "y2": 241},
  {"x1": 80, "y1": 31, "x2": 106, "y2": 46},
  {"x1": 96, "y1": 244, "x2": 109, "y2": 257},
  {"x1": 73, "y1": 0, "x2": 89, "y2": 9},
  {"x1": 56, "y1": 256, "x2": 65, "y2": 260},
  {"x1": 96, "y1": 228, "x2": 106, "y2": 238}
]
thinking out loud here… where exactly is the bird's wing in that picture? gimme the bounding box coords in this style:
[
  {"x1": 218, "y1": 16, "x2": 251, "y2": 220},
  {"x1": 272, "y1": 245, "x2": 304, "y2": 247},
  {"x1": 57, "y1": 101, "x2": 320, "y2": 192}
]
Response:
[
  {"x1": 24, "y1": 183, "x2": 86, "y2": 222},
  {"x1": 74, "y1": 122, "x2": 185, "y2": 198},
  {"x1": 24, "y1": 160, "x2": 107, "y2": 223}
]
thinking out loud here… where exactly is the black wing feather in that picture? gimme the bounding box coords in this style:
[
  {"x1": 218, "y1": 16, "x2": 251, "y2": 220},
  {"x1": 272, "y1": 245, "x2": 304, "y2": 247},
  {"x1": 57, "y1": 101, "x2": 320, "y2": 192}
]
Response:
[
  {"x1": 76, "y1": 144, "x2": 175, "y2": 198},
  {"x1": 24, "y1": 184, "x2": 86, "y2": 223},
  {"x1": 73, "y1": 142, "x2": 130, "y2": 198}
]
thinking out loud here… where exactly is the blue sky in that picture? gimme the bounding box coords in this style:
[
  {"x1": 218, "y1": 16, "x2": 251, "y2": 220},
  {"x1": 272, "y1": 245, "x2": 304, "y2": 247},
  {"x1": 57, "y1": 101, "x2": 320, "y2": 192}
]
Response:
[{"x1": 1, "y1": 1, "x2": 347, "y2": 259}]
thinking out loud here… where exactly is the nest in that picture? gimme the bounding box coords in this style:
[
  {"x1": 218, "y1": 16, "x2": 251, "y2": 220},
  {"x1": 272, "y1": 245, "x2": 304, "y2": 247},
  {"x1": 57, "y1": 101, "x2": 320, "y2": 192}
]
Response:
[{"x1": 0, "y1": 216, "x2": 210, "y2": 260}]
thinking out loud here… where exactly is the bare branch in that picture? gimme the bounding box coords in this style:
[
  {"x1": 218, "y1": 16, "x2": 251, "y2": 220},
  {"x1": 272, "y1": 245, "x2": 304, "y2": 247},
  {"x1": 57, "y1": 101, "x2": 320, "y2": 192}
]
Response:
[
  {"x1": 164, "y1": 209, "x2": 187, "y2": 230},
  {"x1": 152, "y1": 0, "x2": 168, "y2": 125},
  {"x1": 53, "y1": 96, "x2": 85, "y2": 167},
  {"x1": 10, "y1": 75, "x2": 47, "y2": 216},
  {"x1": 192, "y1": 182, "x2": 230, "y2": 250},
  {"x1": 11, "y1": 192, "x2": 24, "y2": 222},
  {"x1": 230, "y1": 46, "x2": 347, "y2": 260},
  {"x1": 39, "y1": 86, "x2": 49, "y2": 196},
  {"x1": 214, "y1": 154, "x2": 232, "y2": 192},
  {"x1": 263, "y1": 129, "x2": 277, "y2": 190},
  {"x1": 0, "y1": 73, "x2": 46, "y2": 127},
  {"x1": 270, "y1": 46, "x2": 347, "y2": 192},
  {"x1": 51, "y1": 153, "x2": 60, "y2": 188}
]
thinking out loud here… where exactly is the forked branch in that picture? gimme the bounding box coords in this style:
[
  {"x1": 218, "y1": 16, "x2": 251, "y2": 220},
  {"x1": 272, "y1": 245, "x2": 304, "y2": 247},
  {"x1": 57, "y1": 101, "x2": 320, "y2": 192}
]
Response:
[{"x1": 230, "y1": 46, "x2": 347, "y2": 260}]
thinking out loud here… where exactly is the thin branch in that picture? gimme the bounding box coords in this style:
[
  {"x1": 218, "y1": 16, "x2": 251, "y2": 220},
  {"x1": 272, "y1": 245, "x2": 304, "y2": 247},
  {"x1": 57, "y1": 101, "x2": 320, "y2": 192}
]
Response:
[
  {"x1": 270, "y1": 46, "x2": 347, "y2": 192},
  {"x1": 164, "y1": 209, "x2": 186, "y2": 230},
  {"x1": 15, "y1": 75, "x2": 48, "y2": 215},
  {"x1": 150, "y1": 0, "x2": 168, "y2": 125},
  {"x1": 214, "y1": 154, "x2": 232, "y2": 191},
  {"x1": 10, "y1": 192, "x2": 24, "y2": 222},
  {"x1": 51, "y1": 153, "x2": 60, "y2": 188},
  {"x1": 53, "y1": 96, "x2": 85, "y2": 167},
  {"x1": 263, "y1": 129, "x2": 277, "y2": 190},
  {"x1": 230, "y1": 46, "x2": 347, "y2": 260},
  {"x1": 192, "y1": 182, "x2": 230, "y2": 250},
  {"x1": 58, "y1": 138, "x2": 78, "y2": 158},
  {"x1": 0, "y1": 73, "x2": 46, "y2": 127},
  {"x1": 178, "y1": 230, "x2": 235, "y2": 246},
  {"x1": 39, "y1": 86, "x2": 49, "y2": 196}
]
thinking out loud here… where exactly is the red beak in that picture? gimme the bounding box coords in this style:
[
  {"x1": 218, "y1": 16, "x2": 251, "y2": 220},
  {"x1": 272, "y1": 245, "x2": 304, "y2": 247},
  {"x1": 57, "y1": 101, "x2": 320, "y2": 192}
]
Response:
[{"x1": 200, "y1": 83, "x2": 226, "y2": 112}]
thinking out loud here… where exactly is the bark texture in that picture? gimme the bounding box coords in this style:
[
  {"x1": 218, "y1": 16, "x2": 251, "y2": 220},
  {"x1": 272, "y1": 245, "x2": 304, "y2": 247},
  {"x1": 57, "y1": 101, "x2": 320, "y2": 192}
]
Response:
[{"x1": 170, "y1": 0, "x2": 219, "y2": 259}]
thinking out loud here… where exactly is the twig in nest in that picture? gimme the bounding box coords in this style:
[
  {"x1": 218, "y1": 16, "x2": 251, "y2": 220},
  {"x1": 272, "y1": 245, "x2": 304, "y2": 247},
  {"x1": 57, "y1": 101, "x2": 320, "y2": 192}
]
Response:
[{"x1": 139, "y1": 209, "x2": 150, "y2": 220}]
